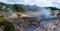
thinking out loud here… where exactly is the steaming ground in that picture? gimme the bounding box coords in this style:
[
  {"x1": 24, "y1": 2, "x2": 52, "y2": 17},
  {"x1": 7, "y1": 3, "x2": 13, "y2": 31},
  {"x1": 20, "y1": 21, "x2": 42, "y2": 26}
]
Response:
[
  {"x1": 3, "y1": 7, "x2": 59, "y2": 31},
  {"x1": 34, "y1": 18, "x2": 60, "y2": 31}
]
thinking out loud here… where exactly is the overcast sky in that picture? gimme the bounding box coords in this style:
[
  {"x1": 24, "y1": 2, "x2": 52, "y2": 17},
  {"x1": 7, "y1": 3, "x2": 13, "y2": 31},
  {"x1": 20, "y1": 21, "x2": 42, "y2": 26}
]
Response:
[{"x1": 0, "y1": 0, "x2": 60, "y2": 8}]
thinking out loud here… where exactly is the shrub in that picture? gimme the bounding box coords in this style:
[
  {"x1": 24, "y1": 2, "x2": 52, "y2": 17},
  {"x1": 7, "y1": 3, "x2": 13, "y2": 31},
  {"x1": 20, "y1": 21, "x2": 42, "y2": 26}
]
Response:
[{"x1": 0, "y1": 16, "x2": 15, "y2": 31}]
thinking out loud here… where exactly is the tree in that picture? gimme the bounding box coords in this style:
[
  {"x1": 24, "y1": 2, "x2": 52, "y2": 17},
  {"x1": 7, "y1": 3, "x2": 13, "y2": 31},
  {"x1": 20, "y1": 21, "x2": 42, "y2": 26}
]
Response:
[{"x1": 12, "y1": 4, "x2": 25, "y2": 12}]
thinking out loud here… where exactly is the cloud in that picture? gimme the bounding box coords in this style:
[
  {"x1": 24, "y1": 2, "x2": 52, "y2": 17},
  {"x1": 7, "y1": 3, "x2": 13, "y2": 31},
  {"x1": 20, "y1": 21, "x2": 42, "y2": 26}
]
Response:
[
  {"x1": 0, "y1": 0, "x2": 7, "y2": 3},
  {"x1": 51, "y1": 0, "x2": 60, "y2": 8},
  {"x1": 0, "y1": 0, "x2": 60, "y2": 8}
]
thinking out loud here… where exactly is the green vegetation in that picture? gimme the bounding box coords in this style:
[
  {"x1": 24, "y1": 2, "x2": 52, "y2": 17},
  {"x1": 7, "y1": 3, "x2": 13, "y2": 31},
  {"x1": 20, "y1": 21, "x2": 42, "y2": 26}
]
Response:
[
  {"x1": 1, "y1": 2, "x2": 60, "y2": 12},
  {"x1": 49, "y1": 7, "x2": 60, "y2": 10},
  {"x1": 0, "y1": 16, "x2": 4, "y2": 23},
  {"x1": 0, "y1": 2, "x2": 26, "y2": 12},
  {"x1": 4, "y1": 21, "x2": 15, "y2": 31},
  {"x1": 12, "y1": 4, "x2": 25, "y2": 12},
  {"x1": 0, "y1": 16, "x2": 15, "y2": 31},
  {"x1": 48, "y1": 7, "x2": 60, "y2": 11}
]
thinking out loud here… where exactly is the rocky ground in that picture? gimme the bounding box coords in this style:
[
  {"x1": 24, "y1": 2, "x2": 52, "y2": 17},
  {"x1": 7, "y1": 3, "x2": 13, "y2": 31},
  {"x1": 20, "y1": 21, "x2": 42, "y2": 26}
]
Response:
[
  {"x1": 3, "y1": 12, "x2": 60, "y2": 31},
  {"x1": 34, "y1": 18, "x2": 60, "y2": 31}
]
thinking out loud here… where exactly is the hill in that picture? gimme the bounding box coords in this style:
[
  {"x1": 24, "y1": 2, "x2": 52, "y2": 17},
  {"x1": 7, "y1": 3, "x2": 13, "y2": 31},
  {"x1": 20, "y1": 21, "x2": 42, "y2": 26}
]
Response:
[{"x1": 0, "y1": 2, "x2": 60, "y2": 13}]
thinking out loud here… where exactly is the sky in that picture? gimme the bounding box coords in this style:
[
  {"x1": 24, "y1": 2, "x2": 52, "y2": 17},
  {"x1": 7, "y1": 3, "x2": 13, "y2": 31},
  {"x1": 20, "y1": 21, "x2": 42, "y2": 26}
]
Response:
[{"x1": 0, "y1": 0, "x2": 60, "y2": 8}]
